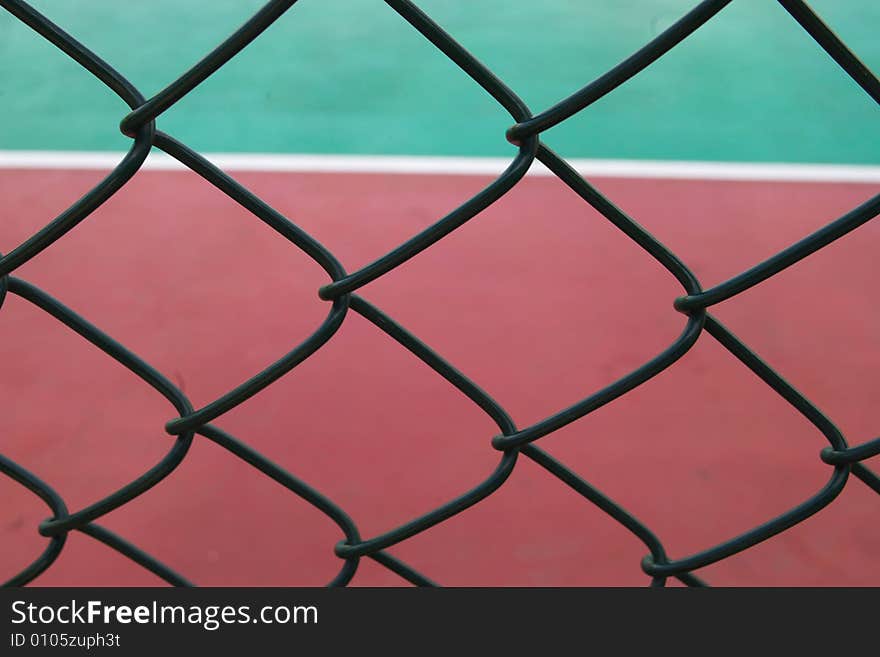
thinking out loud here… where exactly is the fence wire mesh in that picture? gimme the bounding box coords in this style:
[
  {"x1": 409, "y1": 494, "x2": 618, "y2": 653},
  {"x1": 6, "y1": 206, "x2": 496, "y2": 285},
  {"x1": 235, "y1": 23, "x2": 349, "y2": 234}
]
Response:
[{"x1": 1, "y1": 0, "x2": 878, "y2": 587}]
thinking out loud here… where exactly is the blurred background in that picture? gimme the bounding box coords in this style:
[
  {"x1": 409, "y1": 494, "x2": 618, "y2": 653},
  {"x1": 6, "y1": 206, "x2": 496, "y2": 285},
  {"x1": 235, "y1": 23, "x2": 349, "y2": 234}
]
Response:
[{"x1": 0, "y1": 0, "x2": 878, "y2": 586}]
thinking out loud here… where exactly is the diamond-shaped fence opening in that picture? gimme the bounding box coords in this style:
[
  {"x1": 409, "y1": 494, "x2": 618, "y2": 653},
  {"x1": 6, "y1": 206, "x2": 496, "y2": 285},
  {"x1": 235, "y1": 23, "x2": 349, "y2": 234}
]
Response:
[{"x1": 0, "y1": 0, "x2": 878, "y2": 587}]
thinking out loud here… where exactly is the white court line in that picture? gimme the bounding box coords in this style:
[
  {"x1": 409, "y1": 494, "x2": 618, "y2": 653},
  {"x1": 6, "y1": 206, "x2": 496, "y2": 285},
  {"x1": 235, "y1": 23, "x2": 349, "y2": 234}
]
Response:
[{"x1": 0, "y1": 150, "x2": 878, "y2": 183}]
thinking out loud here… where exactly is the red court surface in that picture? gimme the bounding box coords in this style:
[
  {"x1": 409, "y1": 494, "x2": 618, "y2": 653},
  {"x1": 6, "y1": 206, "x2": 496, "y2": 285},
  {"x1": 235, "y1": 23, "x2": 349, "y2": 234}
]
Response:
[{"x1": 1, "y1": 168, "x2": 877, "y2": 586}]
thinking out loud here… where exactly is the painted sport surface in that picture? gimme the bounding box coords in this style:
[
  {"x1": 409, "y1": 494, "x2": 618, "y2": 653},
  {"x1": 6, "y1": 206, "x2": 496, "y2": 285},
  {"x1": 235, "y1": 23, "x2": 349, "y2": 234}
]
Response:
[{"x1": 1, "y1": 0, "x2": 878, "y2": 586}]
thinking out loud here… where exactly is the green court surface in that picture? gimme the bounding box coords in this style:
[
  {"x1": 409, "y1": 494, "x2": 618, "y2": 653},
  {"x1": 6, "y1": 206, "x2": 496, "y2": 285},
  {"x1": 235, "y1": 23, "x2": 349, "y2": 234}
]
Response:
[{"x1": 0, "y1": 0, "x2": 877, "y2": 162}]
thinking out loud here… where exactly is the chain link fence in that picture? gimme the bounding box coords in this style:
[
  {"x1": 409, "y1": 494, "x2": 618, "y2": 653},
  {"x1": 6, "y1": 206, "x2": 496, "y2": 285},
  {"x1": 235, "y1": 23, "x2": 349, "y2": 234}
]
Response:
[{"x1": 1, "y1": 0, "x2": 878, "y2": 587}]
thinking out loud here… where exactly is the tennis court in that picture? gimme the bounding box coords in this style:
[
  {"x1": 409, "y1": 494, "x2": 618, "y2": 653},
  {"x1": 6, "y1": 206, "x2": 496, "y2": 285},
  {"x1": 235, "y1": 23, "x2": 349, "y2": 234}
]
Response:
[{"x1": 1, "y1": 0, "x2": 877, "y2": 586}]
